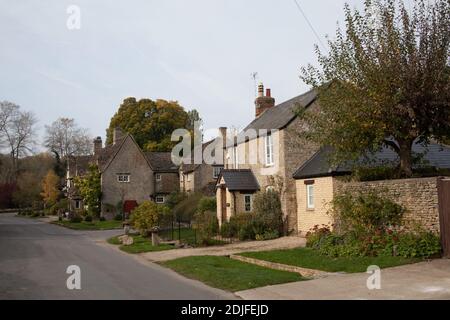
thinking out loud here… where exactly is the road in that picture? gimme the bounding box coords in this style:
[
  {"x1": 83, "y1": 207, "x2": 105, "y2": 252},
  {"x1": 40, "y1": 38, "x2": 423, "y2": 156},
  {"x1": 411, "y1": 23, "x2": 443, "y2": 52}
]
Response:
[{"x1": 0, "y1": 213, "x2": 235, "y2": 300}]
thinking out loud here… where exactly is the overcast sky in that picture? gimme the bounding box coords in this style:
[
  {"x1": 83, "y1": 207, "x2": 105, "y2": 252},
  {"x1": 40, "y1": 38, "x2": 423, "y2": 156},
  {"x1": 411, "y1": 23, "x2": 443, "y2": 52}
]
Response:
[{"x1": 1, "y1": 0, "x2": 376, "y2": 144}]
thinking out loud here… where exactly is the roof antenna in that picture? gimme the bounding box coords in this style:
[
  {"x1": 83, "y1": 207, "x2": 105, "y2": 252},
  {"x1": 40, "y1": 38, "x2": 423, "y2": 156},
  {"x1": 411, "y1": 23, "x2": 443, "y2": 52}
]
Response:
[{"x1": 251, "y1": 72, "x2": 258, "y2": 98}]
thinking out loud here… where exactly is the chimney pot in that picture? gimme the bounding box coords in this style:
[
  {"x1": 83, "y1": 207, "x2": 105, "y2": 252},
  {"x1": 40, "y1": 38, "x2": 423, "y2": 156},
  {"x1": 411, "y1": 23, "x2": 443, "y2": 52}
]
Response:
[
  {"x1": 93, "y1": 136, "x2": 103, "y2": 155},
  {"x1": 257, "y1": 82, "x2": 264, "y2": 97},
  {"x1": 266, "y1": 88, "x2": 271, "y2": 97}
]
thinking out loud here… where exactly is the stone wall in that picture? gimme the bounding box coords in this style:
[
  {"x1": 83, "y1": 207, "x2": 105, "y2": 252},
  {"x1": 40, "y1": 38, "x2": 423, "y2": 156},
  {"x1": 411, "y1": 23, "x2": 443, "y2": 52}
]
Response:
[{"x1": 335, "y1": 176, "x2": 443, "y2": 233}]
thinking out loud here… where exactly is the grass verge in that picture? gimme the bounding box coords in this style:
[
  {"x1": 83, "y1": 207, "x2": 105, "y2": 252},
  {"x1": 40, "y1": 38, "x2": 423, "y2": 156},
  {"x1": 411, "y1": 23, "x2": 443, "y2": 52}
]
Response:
[
  {"x1": 53, "y1": 219, "x2": 123, "y2": 230},
  {"x1": 160, "y1": 255, "x2": 304, "y2": 292},
  {"x1": 107, "y1": 234, "x2": 174, "y2": 254},
  {"x1": 239, "y1": 247, "x2": 420, "y2": 273}
]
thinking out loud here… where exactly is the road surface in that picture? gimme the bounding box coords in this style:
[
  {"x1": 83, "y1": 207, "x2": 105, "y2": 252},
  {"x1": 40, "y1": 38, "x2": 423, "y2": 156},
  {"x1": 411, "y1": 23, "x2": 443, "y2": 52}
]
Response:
[{"x1": 0, "y1": 213, "x2": 235, "y2": 299}]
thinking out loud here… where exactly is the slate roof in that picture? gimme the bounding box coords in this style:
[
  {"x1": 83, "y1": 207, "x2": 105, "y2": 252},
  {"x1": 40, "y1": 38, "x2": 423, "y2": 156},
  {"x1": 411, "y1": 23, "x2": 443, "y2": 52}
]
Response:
[
  {"x1": 145, "y1": 152, "x2": 179, "y2": 172},
  {"x1": 218, "y1": 169, "x2": 259, "y2": 191},
  {"x1": 243, "y1": 88, "x2": 317, "y2": 132},
  {"x1": 293, "y1": 142, "x2": 450, "y2": 179}
]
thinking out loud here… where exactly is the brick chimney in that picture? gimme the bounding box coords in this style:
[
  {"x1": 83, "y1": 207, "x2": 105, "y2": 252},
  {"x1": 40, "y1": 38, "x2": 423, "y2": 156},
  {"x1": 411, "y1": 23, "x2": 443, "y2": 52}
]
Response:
[
  {"x1": 255, "y1": 83, "x2": 275, "y2": 117},
  {"x1": 93, "y1": 136, "x2": 102, "y2": 155},
  {"x1": 113, "y1": 127, "x2": 124, "y2": 145}
]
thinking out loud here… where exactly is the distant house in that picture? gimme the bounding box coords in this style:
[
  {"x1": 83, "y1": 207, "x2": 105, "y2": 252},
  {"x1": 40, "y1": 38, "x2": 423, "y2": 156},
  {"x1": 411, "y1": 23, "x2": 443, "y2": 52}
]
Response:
[
  {"x1": 293, "y1": 143, "x2": 450, "y2": 235},
  {"x1": 66, "y1": 128, "x2": 179, "y2": 218},
  {"x1": 216, "y1": 84, "x2": 320, "y2": 233},
  {"x1": 179, "y1": 139, "x2": 224, "y2": 196}
]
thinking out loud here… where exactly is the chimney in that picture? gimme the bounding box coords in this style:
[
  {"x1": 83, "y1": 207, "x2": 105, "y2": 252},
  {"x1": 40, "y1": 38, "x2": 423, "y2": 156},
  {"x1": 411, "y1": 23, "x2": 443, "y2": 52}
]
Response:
[
  {"x1": 113, "y1": 127, "x2": 124, "y2": 145},
  {"x1": 93, "y1": 136, "x2": 102, "y2": 155},
  {"x1": 255, "y1": 83, "x2": 275, "y2": 117},
  {"x1": 219, "y1": 127, "x2": 227, "y2": 166}
]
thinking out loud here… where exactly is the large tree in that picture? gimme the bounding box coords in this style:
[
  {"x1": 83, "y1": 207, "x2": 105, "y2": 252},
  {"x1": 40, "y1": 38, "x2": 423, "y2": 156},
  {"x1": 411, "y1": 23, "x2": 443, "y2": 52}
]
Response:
[
  {"x1": 300, "y1": 0, "x2": 450, "y2": 176},
  {"x1": 0, "y1": 101, "x2": 37, "y2": 178},
  {"x1": 44, "y1": 118, "x2": 92, "y2": 159},
  {"x1": 106, "y1": 97, "x2": 197, "y2": 152},
  {"x1": 73, "y1": 164, "x2": 101, "y2": 216}
]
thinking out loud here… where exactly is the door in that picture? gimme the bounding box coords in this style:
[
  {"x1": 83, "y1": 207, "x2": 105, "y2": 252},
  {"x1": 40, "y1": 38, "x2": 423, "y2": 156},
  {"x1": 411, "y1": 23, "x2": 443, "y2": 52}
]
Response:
[{"x1": 438, "y1": 178, "x2": 450, "y2": 258}]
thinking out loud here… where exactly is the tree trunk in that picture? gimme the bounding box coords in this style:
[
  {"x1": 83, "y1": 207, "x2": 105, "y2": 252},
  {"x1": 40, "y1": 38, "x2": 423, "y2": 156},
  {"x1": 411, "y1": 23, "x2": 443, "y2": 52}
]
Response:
[{"x1": 397, "y1": 139, "x2": 413, "y2": 177}]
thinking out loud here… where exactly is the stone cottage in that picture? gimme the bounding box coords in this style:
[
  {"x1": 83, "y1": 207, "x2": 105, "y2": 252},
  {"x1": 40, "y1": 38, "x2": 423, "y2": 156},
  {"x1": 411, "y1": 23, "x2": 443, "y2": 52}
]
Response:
[
  {"x1": 293, "y1": 143, "x2": 450, "y2": 235},
  {"x1": 66, "y1": 128, "x2": 179, "y2": 218},
  {"x1": 216, "y1": 83, "x2": 320, "y2": 233}
]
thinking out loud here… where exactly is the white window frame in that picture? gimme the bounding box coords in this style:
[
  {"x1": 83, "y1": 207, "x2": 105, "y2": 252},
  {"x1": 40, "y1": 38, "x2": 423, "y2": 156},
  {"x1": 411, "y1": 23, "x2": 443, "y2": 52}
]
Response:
[
  {"x1": 306, "y1": 184, "x2": 314, "y2": 209},
  {"x1": 213, "y1": 166, "x2": 223, "y2": 179},
  {"x1": 155, "y1": 196, "x2": 165, "y2": 204},
  {"x1": 264, "y1": 134, "x2": 274, "y2": 166},
  {"x1": 244, "y1": 194, "x2": 252, "y2": 212},
  {"x1": 117, "y1": 174, "x2": 130, "y2": 183},
  {"x1": 155, "y1": 173, "x2": 161, "y2": 181}
]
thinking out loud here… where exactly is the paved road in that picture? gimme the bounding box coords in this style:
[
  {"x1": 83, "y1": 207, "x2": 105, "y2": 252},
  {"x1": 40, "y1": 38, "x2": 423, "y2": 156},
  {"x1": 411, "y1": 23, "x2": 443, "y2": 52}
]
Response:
[{"x1": 0, "y1": 213, "x2": 235, "y2": 300}]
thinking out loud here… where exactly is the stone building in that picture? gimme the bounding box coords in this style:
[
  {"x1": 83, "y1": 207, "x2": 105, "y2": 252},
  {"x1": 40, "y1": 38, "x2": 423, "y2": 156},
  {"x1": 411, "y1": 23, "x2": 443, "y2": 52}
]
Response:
[
  {"x1": 66, "y1": 128, "x2": 179, "y2": 218},
  {"x1": 179, "y1": 139, "x2": 224, "y2": 195},
  {"x1": 293, "y1": 143, "x2": 450, "y2": 235},
  {"x1": 216, "y1": 84, "x2": 319, "y2": 233}
]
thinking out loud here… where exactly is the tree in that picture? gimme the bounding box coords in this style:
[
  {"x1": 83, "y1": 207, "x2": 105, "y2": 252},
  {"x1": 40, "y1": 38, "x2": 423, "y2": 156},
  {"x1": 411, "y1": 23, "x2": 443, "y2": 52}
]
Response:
[
  {"x1": 106, "y1": 98, "x2": 195, "y2": 152},
  {"x1": 0, "y1": 102, "x2": 37, "y2": 178},
  {"x1": 40, "y1": 170, "x2": 60, "y2": 209},
  {"x1": 130, "y1": 200, "x2": 169, "y2": 236},
  {"x1": 74, "y1": 164, "x2": 101, "y2": 216},
  {"x1": 300, "y1": 0, "x2": 450, "y2": 176},
  {"x1": 44, "y1": 118, "x2": 92, "y2": 159}
]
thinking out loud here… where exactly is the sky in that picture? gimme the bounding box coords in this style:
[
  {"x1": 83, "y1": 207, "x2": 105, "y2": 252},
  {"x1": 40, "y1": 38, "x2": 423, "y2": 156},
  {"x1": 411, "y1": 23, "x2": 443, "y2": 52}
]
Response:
[{"x1": 1, "y1": 0, "x2": 375, "y2": 146}]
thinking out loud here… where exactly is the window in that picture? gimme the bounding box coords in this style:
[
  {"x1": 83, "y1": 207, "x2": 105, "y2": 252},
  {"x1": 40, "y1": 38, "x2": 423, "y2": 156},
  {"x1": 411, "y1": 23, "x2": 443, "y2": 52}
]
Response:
[
  {"x1": 155, "y1": 174, "x2": 161, "y2": 181},
  {"x1": 75, "y1": 200, "x2": 81, "y2": 209},
  {"x1": 187, "y1": 174, "x2": 191, "y2": 182},
  {"x1": 306, "y1": 184, "x2": 314, "y2": 209},
  {"x1": 244, "y1": 194, "x2": 252, "y2": 212},
  {"x1": 233, "y1": 147, "x2": 239, "y2": 169},
  {"x1": 117, "y1": 174, "x2": 130, "y2": 183},
  {"x1": 213, "y1": 166, "x2": 223, "y2": 179},
  {"x1": 155, "y1": 196, "x2": 165, "y2": 204},
  {"x1": 264, "y1": 134, "x2": 274, "y2": 166}
]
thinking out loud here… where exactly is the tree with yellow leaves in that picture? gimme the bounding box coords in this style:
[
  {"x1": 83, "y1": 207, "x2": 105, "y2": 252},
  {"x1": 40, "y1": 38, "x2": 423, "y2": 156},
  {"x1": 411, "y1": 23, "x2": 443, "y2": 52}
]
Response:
[{"x1": 40, "y1": 170, "x2": 60, "y2": 209}]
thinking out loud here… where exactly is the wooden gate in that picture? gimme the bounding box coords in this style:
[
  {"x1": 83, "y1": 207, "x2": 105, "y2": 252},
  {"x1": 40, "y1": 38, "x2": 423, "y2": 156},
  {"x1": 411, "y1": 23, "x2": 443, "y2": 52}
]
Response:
[{"x1": 438, "y1": 178, "x2": 450, "y2": 258}]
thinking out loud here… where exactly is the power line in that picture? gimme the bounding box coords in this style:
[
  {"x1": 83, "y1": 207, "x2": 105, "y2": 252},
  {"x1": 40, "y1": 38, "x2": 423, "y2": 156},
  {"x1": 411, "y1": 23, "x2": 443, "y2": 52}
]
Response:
[{"x1": 292, "y1": 0, "x2": 327, "y2": 51}]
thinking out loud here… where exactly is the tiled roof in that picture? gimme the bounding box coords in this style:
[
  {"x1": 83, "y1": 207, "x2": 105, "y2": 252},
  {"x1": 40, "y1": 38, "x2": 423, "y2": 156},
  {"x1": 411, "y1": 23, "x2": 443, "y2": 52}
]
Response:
[
  {"x1": 218, "y1": 169, "x2": 259, "y2": 191},
  {"x1": 145, "y1": 152, "x2": 179, "y2": 172},
  {"x1": 293, "y1": 142, "x2": 450, "y2": 179}
]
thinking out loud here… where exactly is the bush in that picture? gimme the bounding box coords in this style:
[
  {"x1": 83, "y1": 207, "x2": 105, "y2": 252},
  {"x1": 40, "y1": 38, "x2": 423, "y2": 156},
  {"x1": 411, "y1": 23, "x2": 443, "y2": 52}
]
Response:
[
  {"x1": 84, "y1": 215, "x2": 93, "y2": 222},
  {"x1": 252, "y1": 190, "x2": 284, "y2": 234},
  {"x1": 99, "y1": 216, "x2": 106, "y2": 221},
  {"x1": 165, "y1": 192, "x2": 187, "y2": 210},
  {"x1": 173, "y1": 193, "x2": 202, "y2": 222},
  {"x1": 130, "y1": 201, "x2": 169, "y2": 236},
  {"x1": 331, "y1": 191, "x2": 405, "y2": 234},
  {"x1": 114, "y1": 214, "x2": 123, "y2": 221},
  {"x1": 193, "y1": 210, "x2": 219, "y2": 245},
  {"x1": 197, "y1": 197, "x2": 217, "y2": 214},
  {"x1": 70, "y1": 215, "x2": 82, "y2": 223}
]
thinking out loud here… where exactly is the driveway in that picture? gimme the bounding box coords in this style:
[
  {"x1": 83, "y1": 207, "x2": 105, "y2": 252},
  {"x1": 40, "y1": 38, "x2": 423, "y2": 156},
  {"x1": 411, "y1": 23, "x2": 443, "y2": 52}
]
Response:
[
  {"x1": 236, "y1": 259, "x2": 450, "y2": 300},
  {"x1": 139, "y1": 236, "x2": 306, "y2": 262},
  {"x1": 0, "y1": 213, "x2": 235, "y2": 300}
]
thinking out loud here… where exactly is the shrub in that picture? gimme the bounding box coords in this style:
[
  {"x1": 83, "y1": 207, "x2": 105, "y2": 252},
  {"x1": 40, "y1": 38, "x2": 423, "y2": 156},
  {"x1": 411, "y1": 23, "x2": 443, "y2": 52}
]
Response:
[
  {"x1": 197, "y1": 197, "x2": 216, "y2": 214},
  {"x1": 255, "y1": 230, "x2": 279, "y2": 241},
  {"x1": 99, "y1": 216, "x2": 106, "y2": 221},
  {"x1": 173, "y1": 193, "x2": 202, "y2": 222},
  {"x1": 331, "y1": 191, "x2": 405, "y2": 234},
  {"x1": 252, "y1": 190, "x2": 284, "y2": 234},
  {"x1": 84, "y1": 215, "x2": 93, "y2": 222},
  {"x1": 165, "y1": 192, "x2": 187, "y2": 210},
  {"x1": 114, "y1": 214, "x2": 123, "y2": 221},
  {"x1": 70, "y1": 215, "x2": 82, "y2": 223},
  {"x1": 130, "y1": 201, "x2": 169, "y2": 236},
  {"x1": 193, "y1": 210, "x2": 219, "y2": 245}
]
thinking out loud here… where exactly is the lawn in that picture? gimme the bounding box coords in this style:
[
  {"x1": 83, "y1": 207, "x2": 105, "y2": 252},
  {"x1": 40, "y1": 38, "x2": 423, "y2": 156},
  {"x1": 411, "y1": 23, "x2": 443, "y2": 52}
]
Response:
[
  {"x1": 53, "y1": 219, "x2": 123, "y2": 230},
  {"x1": 239, "y1": 247, "x2": 420, "y2": 273},
  {"x1": 107, "y1": 234, "x2": 174, "y2": 254},
  {"x1": 160, "y1": 256, "x2": 304, "y2": 292}
]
